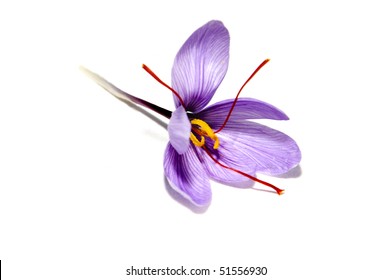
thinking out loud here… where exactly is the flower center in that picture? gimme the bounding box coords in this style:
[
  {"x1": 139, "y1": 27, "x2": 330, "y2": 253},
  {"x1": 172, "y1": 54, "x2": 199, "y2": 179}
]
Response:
[
  {"x1": 141, "y1": 62, "x2": 284, "y2": 195},
  {"x1": 190, "y1": 119, "x2": 220, "y2": 149}
]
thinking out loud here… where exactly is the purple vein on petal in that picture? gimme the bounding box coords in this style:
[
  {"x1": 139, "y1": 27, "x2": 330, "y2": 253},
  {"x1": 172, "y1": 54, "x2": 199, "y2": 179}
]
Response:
[
  {"x1": 215, "y1": 120, "x2": 301, "y2": 175},
  {"x1": 194, "y1": 136, "x2": 257, "y2": 184},
  {"x1": 164, "y1": 144, "x2": 212, "y2": 206},
  {"x1": 171, "y1": 20, "x2": 230, "y2": 112},
  {"x1": 197, "y1": 98, "x2": 289, "y2": 128},
  {"x1": 80, "y1": 66, "x2": 172, "y2": 119}
]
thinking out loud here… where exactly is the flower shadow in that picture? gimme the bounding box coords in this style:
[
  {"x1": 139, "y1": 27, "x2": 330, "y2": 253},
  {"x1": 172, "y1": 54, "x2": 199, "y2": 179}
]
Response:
[
  {"x1": 163, "y1": 177, "x2": 210, "y2": 214},
  {"x1": 275, "y1": 164, "x2": 302, "y2": 179},
  {"x1": 119, "y1": 97, "x2": 168, "y2": 130}
]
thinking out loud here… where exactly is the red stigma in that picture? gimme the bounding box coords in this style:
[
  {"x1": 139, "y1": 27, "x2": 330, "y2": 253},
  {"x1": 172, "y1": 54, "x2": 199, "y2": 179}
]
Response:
[
  {"x1": 214, "y1": 58, "x2": 270, "y2": 134},
  {"x1": 203, "y1": 146, "x2": 284, "y2": 195},
  {"x1": 142, "y1": 64, "x2": 186, "y2": 107}
]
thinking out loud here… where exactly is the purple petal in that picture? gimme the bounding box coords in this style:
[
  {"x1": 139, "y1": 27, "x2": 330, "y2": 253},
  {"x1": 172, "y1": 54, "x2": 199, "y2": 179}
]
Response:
[
  {"x1": 193, "y1": 137, "x2": 257, "y2": 185},
  {"x1": 164, "y1": 144, "x2": 212, "y2": 206},
  {"x1": 214, "y1": 121, "x2": 301, "y2": 175},
  {"x1": 197, "y1": 98, "x2": 289, "y2": 128},
  {"x1": 171, "y1": 20, "x2": 229, "y2": 112},
  {"x1": 168, "y1": 106, "x2": 191, "y2": 154}
]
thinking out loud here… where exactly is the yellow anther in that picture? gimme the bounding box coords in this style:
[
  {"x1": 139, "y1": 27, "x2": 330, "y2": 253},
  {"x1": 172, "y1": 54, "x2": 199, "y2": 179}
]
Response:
[
  {"x1": 213, "y1": 137, "x2": 220, "y2": 149},
  {"x1": 190, "y1": 119, "x2": 220, "y2": 149},
  {"x1": 190, "y1": 132, "x2": 205, "y2": 147}
]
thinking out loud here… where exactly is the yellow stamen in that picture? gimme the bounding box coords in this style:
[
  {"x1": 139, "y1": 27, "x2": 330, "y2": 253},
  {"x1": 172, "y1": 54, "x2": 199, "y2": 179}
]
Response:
[
  {"x1": 190, "y1": 132, "x2": 205, "y2": 147},
  {"x1": 190, "y1": 119, "x2": 220, "y2": 149}
]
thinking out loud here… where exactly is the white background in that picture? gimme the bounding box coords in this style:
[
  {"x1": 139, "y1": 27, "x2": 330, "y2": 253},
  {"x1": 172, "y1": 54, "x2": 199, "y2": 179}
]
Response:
[{"x1": 1, "y1": 0, "x2": 390, "y2": 279}]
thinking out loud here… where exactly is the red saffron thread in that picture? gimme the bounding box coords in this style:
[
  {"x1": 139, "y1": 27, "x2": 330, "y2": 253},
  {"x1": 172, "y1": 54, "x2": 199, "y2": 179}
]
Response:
[
  {"x1": 142, "y1": 64, "x2": 186, "y2": 107},
  {"x1": 214, "y1": 59, "x2": 270, "y2": 134},
  {"x1": 203, "y1": 146, "x2": 284, "y2": 195}
]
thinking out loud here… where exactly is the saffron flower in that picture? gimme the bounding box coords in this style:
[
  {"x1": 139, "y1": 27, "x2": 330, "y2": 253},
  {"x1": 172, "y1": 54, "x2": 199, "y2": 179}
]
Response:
[{"x1": 81, "y1": 20, "x2": 301, "y2": 207}]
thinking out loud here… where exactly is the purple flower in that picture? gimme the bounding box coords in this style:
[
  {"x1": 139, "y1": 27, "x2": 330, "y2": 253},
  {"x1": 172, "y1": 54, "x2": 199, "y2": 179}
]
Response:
[{"x1": 81, "y1": 20, "x2": 301, "y2": 207}]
